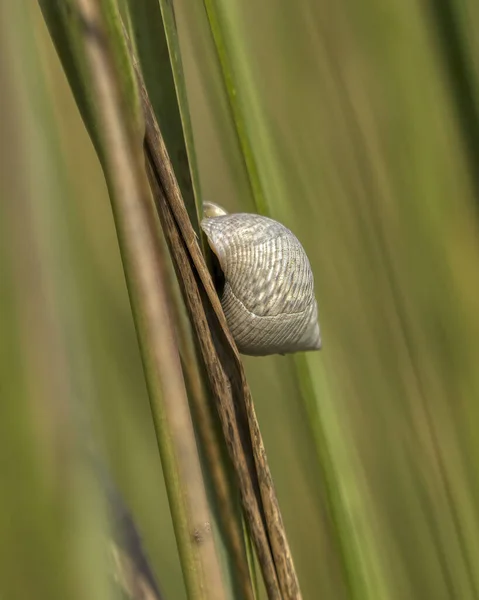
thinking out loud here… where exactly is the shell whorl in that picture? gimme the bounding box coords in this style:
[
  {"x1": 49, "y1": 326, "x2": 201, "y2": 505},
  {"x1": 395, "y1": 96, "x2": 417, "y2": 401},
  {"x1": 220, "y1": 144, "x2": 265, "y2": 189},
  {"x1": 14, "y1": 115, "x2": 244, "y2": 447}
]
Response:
[{"x1": 201, "y1": 211, "x2": 321, "y2": 356}]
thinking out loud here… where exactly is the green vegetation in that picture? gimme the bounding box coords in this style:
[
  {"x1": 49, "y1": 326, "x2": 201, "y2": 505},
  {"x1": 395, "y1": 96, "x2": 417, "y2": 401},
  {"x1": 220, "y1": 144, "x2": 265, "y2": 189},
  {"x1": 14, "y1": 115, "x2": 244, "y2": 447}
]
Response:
[{"x1": 1, "y1": 0, "x2": 479, "y2": 598}]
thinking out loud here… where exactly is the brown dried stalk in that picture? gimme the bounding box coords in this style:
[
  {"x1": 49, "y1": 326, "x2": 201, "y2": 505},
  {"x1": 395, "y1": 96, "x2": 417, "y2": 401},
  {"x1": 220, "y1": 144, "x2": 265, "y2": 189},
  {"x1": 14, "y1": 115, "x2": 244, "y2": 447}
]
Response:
[{"x1": 126, "y1": 30, "x2": 302, "y2": 600}]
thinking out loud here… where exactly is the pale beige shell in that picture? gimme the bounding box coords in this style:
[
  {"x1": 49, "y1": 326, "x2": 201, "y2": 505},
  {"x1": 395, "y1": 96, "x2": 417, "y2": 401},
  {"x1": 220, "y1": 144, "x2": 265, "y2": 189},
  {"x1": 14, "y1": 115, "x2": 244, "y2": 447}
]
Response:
[{"x1": 201, "y1": 209, "x2": 321, "y2": 356}]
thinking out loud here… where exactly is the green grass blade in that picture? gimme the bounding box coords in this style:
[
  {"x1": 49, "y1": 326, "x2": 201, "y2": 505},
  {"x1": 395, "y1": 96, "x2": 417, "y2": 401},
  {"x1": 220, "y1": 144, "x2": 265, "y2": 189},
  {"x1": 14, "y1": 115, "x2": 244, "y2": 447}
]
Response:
[
  {"x1": 39, "y1": 1, "x2": 231, "y2": 597},
  {"x1": 177, "y1": 0, "x2": 255, "y2": 213},
  {"x1": 125, "y1": 0, "x2": 202, "y2": 234},
  {"x1": 202, "y1": 0, "x2": 267, "y2": 213}
]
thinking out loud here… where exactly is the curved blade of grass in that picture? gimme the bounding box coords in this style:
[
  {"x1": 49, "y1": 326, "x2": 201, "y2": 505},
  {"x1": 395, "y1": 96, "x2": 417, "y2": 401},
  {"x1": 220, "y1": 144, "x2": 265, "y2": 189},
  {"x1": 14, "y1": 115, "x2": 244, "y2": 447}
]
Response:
[
  {"x1": 39, "y1": 1, "x2": 229, "y2": 598},
  {"x1": 34, "y1": 5, "x2": 169, "y2": 597}
]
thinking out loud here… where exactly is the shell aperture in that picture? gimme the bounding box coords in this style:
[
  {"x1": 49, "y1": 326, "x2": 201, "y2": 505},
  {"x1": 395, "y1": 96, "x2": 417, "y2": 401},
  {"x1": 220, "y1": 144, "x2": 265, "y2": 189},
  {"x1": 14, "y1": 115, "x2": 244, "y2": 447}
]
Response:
[{"x1": 201, "y1": 211, "x2": 321, "y2": 356}]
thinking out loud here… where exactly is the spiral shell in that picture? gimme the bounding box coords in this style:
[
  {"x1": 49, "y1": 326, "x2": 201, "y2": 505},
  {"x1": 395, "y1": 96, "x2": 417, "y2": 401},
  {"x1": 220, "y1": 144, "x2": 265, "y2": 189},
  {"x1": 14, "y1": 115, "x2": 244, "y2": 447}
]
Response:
[{"x1": 201, "y1": 208, "x2": 321, "y2": 356}]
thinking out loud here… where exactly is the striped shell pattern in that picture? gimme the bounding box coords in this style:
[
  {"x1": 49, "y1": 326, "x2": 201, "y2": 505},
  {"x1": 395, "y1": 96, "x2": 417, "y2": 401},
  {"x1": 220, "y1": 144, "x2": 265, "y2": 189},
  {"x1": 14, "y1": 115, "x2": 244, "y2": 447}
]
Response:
[{"x1": 201, "y1": 211, "x2": 321, "y2": 356}]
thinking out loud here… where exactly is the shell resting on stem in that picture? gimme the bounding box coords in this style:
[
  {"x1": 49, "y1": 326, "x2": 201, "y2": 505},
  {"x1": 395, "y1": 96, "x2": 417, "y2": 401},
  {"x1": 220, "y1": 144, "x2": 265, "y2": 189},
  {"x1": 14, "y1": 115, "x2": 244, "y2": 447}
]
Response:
[{"x1": 201, "y1": 202, "x2": 321, "y2": 356}]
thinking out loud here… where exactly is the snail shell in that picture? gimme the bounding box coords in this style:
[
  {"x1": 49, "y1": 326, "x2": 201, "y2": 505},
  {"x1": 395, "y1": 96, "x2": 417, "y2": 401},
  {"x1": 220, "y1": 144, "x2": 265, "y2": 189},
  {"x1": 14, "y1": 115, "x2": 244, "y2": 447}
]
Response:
[{"x1": 201, "y1": 205, "x2": 321, "y2": 356}]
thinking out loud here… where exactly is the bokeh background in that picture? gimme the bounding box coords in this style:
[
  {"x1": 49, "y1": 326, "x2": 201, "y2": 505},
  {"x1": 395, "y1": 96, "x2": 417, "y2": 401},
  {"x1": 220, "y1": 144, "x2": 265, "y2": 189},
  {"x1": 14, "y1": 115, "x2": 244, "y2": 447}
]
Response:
[{"x1": 2, "y1": 0, "x2": 479, "y2": 598}]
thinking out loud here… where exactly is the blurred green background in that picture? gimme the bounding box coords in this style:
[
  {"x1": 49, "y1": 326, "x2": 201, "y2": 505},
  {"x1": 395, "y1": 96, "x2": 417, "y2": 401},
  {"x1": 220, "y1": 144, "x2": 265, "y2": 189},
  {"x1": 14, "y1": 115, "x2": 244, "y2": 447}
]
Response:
[{"x1": 2, "y1": 0, "x2": 479, "y2": 598}]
